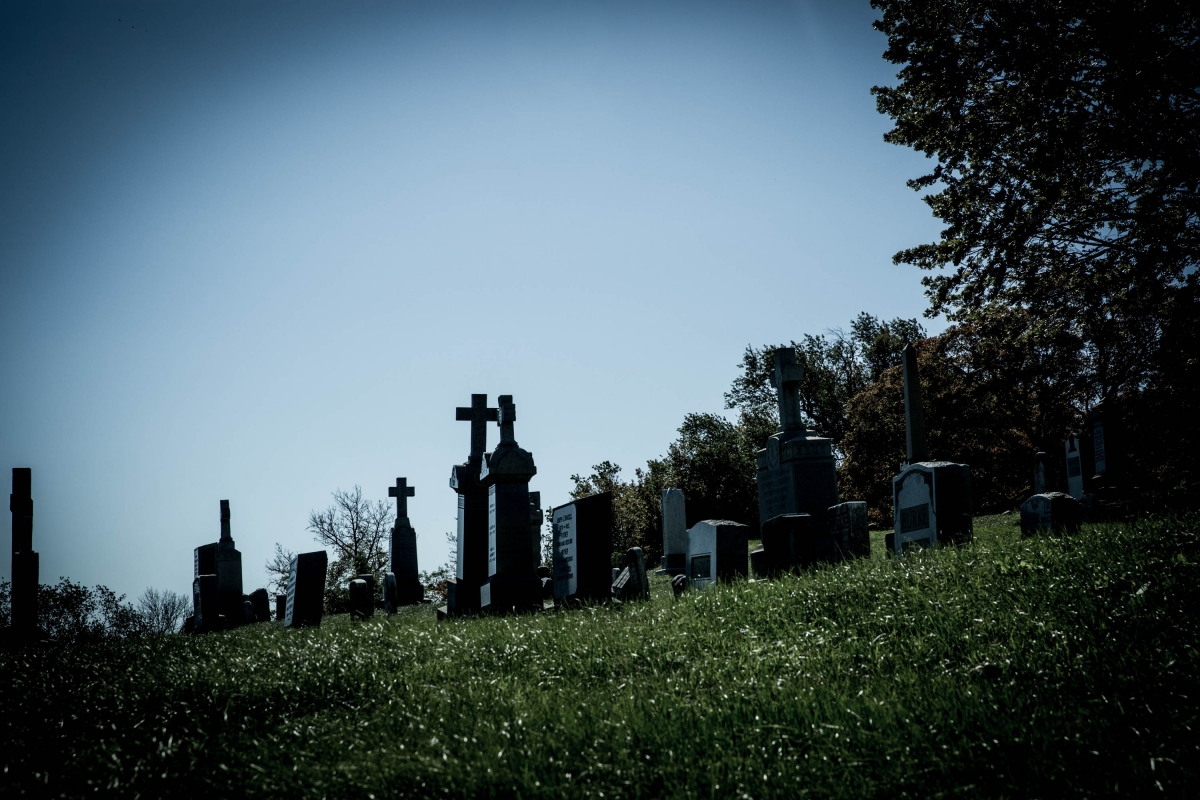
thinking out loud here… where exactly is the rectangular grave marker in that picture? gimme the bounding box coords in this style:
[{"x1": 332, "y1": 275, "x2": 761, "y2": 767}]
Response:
[
  {"x1": 686, "y1": 519, "x2": 748, "y2": 589},
  {"x1": 552, "y1": 492, "x2": 612, "y2": 603},
  {"x1": 285, "y1": 550, "x2": 328, "y2": 628}
]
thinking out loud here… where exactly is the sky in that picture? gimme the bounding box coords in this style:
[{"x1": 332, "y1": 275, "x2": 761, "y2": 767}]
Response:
[{"x1": 0, "y1": 0, "x2": 943, "y2": 605}]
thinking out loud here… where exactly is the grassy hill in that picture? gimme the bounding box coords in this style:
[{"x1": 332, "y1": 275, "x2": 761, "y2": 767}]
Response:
[{"x1": 2, "y1": 514, "x2": 1198, "y2": 798}]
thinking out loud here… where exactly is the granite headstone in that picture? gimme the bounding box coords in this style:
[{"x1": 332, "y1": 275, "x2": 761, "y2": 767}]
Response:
[
  {"x1": 659, "y1": 487, "x2": 687, "y2": 575},
  {"x1": 285, "y1": 550, "x2": 328, "y2": 628},
  {"x1": 686, "y1": 519, "x2": 749, "y2": 589},
  {"x1": 552, "y1": 492, "x2": 613, "y2": 604}
]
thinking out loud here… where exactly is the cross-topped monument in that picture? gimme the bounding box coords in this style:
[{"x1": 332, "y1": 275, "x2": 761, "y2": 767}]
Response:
[
  {"x1": 497, "y1": 395, "x2": 517, "y2": 445},
  {"x1": 389, "y1": 477, "x2": 415, "y2": 521},
  {"x1": 773, "y1": 347, "x2": 806, "y2": 432},
  {"x1": 457, "y1": 394, "x2": 499, "y2": 457}
]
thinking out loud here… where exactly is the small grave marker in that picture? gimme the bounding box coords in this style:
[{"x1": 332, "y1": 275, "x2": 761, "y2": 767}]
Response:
[
  {"x1": 285, "y1": 551, "x2": 328, "y2": 628},
  {"x1": 686, "y1": 520, "x2": 749, "y2": 589},
  {"x1": 1020, "y1": 492, "x2": 1083, "y2": 537}
]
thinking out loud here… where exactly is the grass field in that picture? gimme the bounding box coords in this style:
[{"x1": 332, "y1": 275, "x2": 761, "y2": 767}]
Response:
[{"x1": 2, "y1": 514, "x2": 1198, "y2": 798}]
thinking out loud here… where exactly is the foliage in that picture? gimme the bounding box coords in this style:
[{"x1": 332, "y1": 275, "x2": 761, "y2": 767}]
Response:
[
  {"x1": 136, "y1": 588, "x2": 190, "y2": 635},
  {"x1": 307, "y1": 486, "x2": 392, "y2": 613},
  {"x1": 0, "y1": 577, "x2": 149, "y2": 643},
  {"x1": 264, "y1": 544, "x2": 294, "y2": 598},
  {"x1": 2, "y1": 515, "x2": 1197, "y2": 797},
  {"x1": 569, "y1": 460, "x2": 669, "y2": 568},
  {"x1": 871, "y1": 0, "x2": 1200, "y2": 406}
]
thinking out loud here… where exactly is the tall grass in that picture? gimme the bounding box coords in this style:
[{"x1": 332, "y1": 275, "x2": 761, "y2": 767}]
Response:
[{"x1": 2, "y1": 514, "x2": 1197, "y2": 798}]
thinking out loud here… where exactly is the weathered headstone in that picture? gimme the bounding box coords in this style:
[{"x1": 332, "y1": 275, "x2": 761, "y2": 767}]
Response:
[
  {"x1": 192, "y1": 574, "x2": 220, "y2": 633},
  {"x1": 1033, "y1": 452, "x2": 1047, "y2": 495},
  {"x1": 755, "y1": 348, "x2": 839, "y2": 537},
  {"x1": 242, "y1": 596, "x2": 254, "y2": 624},
  {"x1": 383, "y1": 572, "x2": 398, "y2": 613},
  {"x1": 9, "y1": 468, "x2": 40, "y2": 636},
  {"x1": 285, "y1": 550, "x2": 328, "y2": 628},
  {"x1": 356, "y1": 573, "x2": 376, "y2": 614},
  {"x1": 671, "y1": 573, "x2": 688, "y2": 597},
  {"x1": 479, "y1": 395, "x2": 542, "y2": 612},
  {"x1": 215, "y1": 500, "x2": 245, "y2": 626},
  {"x1": 1064, "y1": 434, "x2": 1084, "y2": 500},
  {"x1": 827, "y1": 502, "x2": 870, "y2": 560},
  {"x1": 349, "y1": 579, "x2": 371, "y2": 620},
  {"x1": 529, "y1": 491, "x2": 544, "y2": 572},
  {"x1": 612, "y1": 547, "x2": 650, "y2": 602},
  {"x1": 445, "y1": 394, "x2": 499, "y2": 617},
  {"x1": 552, "y1": 492, "x2": 613, "y2": 604},
  {"x1": 388, "y1": 477, "x2": 424, "y2": 605},
  {"x1": 686, "y1": 520, "x2": 749, "y2": 589},
  {"x1": 888, "y1": 344, "x2": 972, "y2": 555},
  {"x1": 1020, "y1": 492, "x2": 1083, "y2": 537},
  {"x1": 758, "y1": 513, "x2": 805, "y2": 575},
  {"x1": 249, "y1": 588, "x2": 270, "y2": 623},
  {"x1": 275, "y1": 593, "x2": 286, "y2": 621},
  {"x1": 658, "y1": 487, "x2": 687, "y2": 575}
]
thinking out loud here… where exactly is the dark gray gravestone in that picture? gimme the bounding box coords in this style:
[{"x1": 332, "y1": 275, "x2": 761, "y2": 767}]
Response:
[
  {"x1": 349, "y1": 579, "x2": 371, "y2": 620},
  {"x1": 356, "y1": 573, "x2": 376, "y2": 615},
  {"x1": 192, "y1": 574, "x2": 220, "y2": 633},
  {"x1": 754, "y1": 348, "x2": 839, "y2": 538},
  {"x1": 275, "y1": 593, "x2": 286, "y2": 621},
  {"x1": 552, "y1": 492, "x2": 613, "y2": 604},
  {"x1": 1033, "y1": 452, "x2": 1048, "y2": 495},
  {"x1": 1090, "y1": 405, "x2": 1109, "y2": 477},
  {"x1": 1064, "y1": 434, "x2": 1084, "y2": 500},
  {"x1": 759, "y1": 513, "x2": 806, "y2": 574},
  {"x1": 388, "y1": 477, "x2": 424, "y2": 605},
  {"x1": 659, "y1": 487, "x2": 687, "y2": 575},
  {"x1": 1020, "y1": 492, "x2": 1083, "y2": 537},
  {"x1": 215, "y1": 500, "x2": 244, "y2": 626},
  {"x1": 612, "y1": 547, "x2": 650, "y2": 602},
  {"x1": 242, "y1": 597, "x2": 254, "y2": 624},
  {"x1": 479, "y1": 396, "x2": 542, "y2": 612},
  {"x1": 686, "y1": 520, "x2": 749, "y2": 589},
  {"x1": 827, "y1": 502, "x2": 870, "y2": 560},
  {"x1": 285, "y1": 550, "x2": 328, "y2": 628},
  {"x1": 383, "y1": 572, "x2": 398, "y2": 614},
  {"x1": 446, "y1": 394, "x2": 499, "y2": 617},
  {"x1": 890, "y1": 462, "x2": 972, "y2": 554},
  {"x1": 249, "y1": 588, "x2": 270, "y2": 623},
  {"x1": 9, "y1": 468, "x2": 40, "y2": 635},
  {"x1": 671, "y1": 573, "x2": 688, "y2": 597}
]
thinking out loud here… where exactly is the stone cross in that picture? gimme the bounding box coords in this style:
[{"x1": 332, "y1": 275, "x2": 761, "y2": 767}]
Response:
[
  {"x1": 219, "y1": 499, "x2": 232, "y2": 542},
  {"x1": 389, "y1": 478, "x2": 415, "y2": 520},
  {"x1": 901, "y1": 343, "x2": 929, "y2": 463},
  {"x1": 772, "y1": 347, "x2": 806, "y2": 432},
  {"x1": 497, "y1": 395, "x2": 517, "y2": 445},
  {"x1": 456, "y1": 394, "x2": 499, "y2": 457}
]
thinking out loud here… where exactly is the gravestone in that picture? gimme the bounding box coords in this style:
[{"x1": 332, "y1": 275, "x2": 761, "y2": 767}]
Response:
[
  {"x1": 888, "y1": 344, "x2": 973, "y2": 555},
  {"x1": 611, "y1": 567, "x2": 620, "y2": 586},
  {"x1": 242, "y1": 596, "x2": 254, "y2": 625},
  {"x1": 192, "y1": 574, "x2": 220, "y2": 633},
  {"x1": 356, "y1": 573, "x2": 376, "y2": 614},
  {"x1": 275, "y1": 593, "x2": 286, "y2": 621},
  {"x1": 9, "y1": 468, "x2": 41, "y2": 636},
  {"x1": 827, "y1": 502, "x2": 870, "y2": 560},
  {"x1": 1090, "y1": 405, "x2": 1109, "y2": 478},
  {"x1": 445, "y1": 394, "x2": 499, "y2": 617},
  {"x1": 249, "y1": 588, "x2": 270, "y2": 623},
  {"x1": 1033, "y1": 452, "x2": 1047, "y2": 495},
  {"x1": 285, "y1": 550, "x2": 328, "y2": 628},
  {"x1": 479, "y1": 395, "x2": 542, "y2": 612},
  {"x1": 686, "y1": 520, "x2": 749, "y2": 589},
  {"x1": 383, "y1": 572, "x2": 398, "y2": 614},
  {"x1": 529, "y1": 491, "x2": 544, "y2": 572},
  {"x1": 755, "y1": 348, "x2": 839, "y2": 537},
  {"x1": 1064, "y1": 434, "x2": 1084, "y2": 500},
  {"x1": 612, "y1": 547, "x2": 650, "y2": 602},
  {"x1": 388, "y1": 478, "x2": 424, "y2": 605},
  {"x1": 760, "y1": 512, "x2": 837, "y2": 570},
  {"x1": 215, "y1": 500, "x2": 245, "y2": 626},
  {"x1": 671, "y1": 574, "x2": 688, "y2": 597},
  {"x1": 537, "y1": 565, "x2": 553, "y2": 599},
  {"x1": 349, "y1": 579, "x2": 371, "y2": 620},
  {"x1": 1020, "y1": 492, "x2": 1083, "y2": 537},
  {"x1": 658, "y1": 487, "x2": 687, "y2": 575},
  {"x1": 552, "y1": 492, "x2": 613, "y2": 604}
]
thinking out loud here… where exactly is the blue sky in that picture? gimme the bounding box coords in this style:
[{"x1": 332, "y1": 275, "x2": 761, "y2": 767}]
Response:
[{"x1": 0, "y1": 1, "x2": 941, "y2": 604}]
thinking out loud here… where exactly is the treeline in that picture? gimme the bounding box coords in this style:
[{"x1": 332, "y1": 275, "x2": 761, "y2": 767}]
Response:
[{"x1": 0, "y1": 578, "x2": 190, "y2": 642}]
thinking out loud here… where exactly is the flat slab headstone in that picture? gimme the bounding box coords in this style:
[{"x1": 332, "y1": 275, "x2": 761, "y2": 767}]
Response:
[
  {"x1": 612, "y1": 547, "x2": 649, "y2": 602},
  {"x1": 552, "y1": 492, "x2": 613, "y2": 604},
  {"x1": 685, "y1": 519, "x2": 749, "y2": 589},
  {"x1": 659, "y1": 488, "x2": 687, "y2": 574},
  {"x1": 1020, "y1": 492, "x2": 1083, "y2": 537},
  {"x1": 275, "y1": 593, "x2": 286, "y2": 621},
  {"x1": 890, "y1": 461, "x2": 972, "y2": 555},
  {"x1": 760, "y1": 513, "x2": 814, "y2": 572},
  {"x1": 349, "y1": 579, "x2": 371, "y2": 620},
  {"x1": 827, "y1": 502, "x2": 870, "y2": 560},
  {"x1": 285, "y1": 550, "x2": 328, "y2": 628},
  {"x1": 249, "y1": 588, "x2": 270, "y2": 623}
]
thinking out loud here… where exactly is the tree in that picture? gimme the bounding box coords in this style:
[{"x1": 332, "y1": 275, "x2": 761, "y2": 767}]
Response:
[
  {"x1": 871, "y1": 0, "x2": 1200, "y2": 405},
  {"x1": 137, "y1": 587, "x2": 190, "y2": 635},
  {"x1": 307, "y1": 486, "x2": 393, "y2": 611},
  {"x1": 265, "y1": 543, "x2": 295, "y2": 597}
]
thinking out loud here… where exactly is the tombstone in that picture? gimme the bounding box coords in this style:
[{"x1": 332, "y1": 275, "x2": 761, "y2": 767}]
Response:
[
  {"x1": 388, "y1": 478, "x2": 424, "y2": 605},
  {"x1": 383, "y1": 572, "x2": 398, "y2": 614},
  {"x1": 759, "y1": 513, "x2": 835, "y2": 571},
  {"x1": 827, "y1": 502, "x2": 870, "y2": 560},
  {"x1": 536, "y1": 565, "x2": 553, "y2": 599},
  {"x1": 285, "y1": 550, "x2": 328, "y2": 628},
  {"x1": 1033, "y1": 452, "x2": 1048, "y2": 495},
  {"x1": 242, "y1": 596, "x2": 255, "y2": 624},
  {"x1": 215, "y1": 500, "x2": 245, "y2": 626},
  {"x1": 552, "y1": 492, "x2": 613, "y2": 604},
  {"x1": 1064, "y1": 434, "x2": 1085, "y2": 500},
  {"x1": 192, "y1": 574, "x2": 220, "y2": 633},
  {"x1": 755, "y1": 348, "x2": 839, "y2": 537},
  {"x1": 888, "y1": 344, "x2": 973, "y2": 556},
  {"x1": 356, "y1": 573, "x2": 376, "y2": 615},
  {"x1": 1020, "y1": 492, "x2": 1083, "y2": 537},
  {"x1": 612, "y1": 547, "x2": 650, "y2": 602},
  {"x1": 529, "y1": 491, "x2": 544, "y2": 571},
  {"x1": 349, "y1": 579, "x2": 371, "y2": 620},
  {"x1": 249, "y1": 588, "x2": 270, "y2": 623},
  {"x1": 658, "y1": 487, "x2": 687, "y2": 575},
  {"x1": 9, "y1": 468, "x2": 41, "y2": 636},
  {"x1": 445, "y1": 394, "x2": 499, "y2": 617},
  {"x1": 611, "y1": 567, "x2": 621, "y2": 586},
  {"x1": 479, "y1": 395, "x2": 542, "y2": 613},
  {"x1": 1090, "y1": 404, "x2": 1108, "y2": 478},
  {"x1": 671, "y1": 574, "x2": 688, "y2": 597},
  {"x1": 275, "y1": 593, "x2": 287, "y2": 621},
  {"x1": 685, "y1": 520, "x2": 749, "y2": 589}
]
